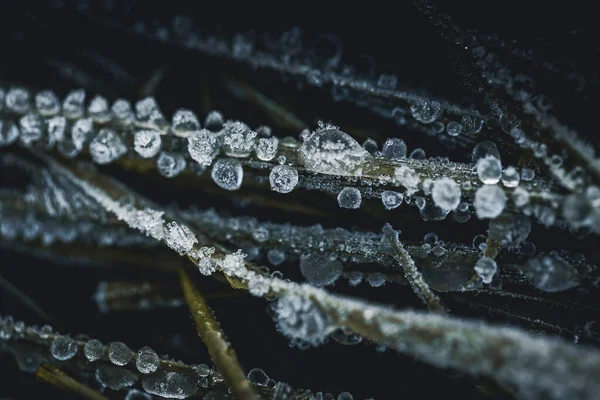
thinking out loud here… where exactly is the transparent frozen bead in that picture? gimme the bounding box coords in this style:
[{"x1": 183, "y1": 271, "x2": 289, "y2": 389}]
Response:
[
  {"x1": 84, "y1": 339, "x2": 104, "y2": 362},
  {"x1": 18, "y1": 113, "x2": 45, "y2": 146},
  {"x1": 89, "y1": 129, "x2": 127, "y2": 164},
  {"x1": 446, "y1": 121, "x2": 462, "y2": 137},
  {"x1": 410, "y1": 100, "x2": 441, "y2": 124},
  {"x1": 108, "y1": 341, "x2": 133, "y2": 366},
  {"x1": 88, "y1": 95, "x2": 111, "y2": 122},
  {"x1": 172, "y1": 108, "x2": 200, "y2": 137},
  {"x1": 269, "y1": 165, "x2": 299, "y2": 194},
  {"x1": 136, "y1": 346, "x2": 160, "y2": 374},
  {"x1": 256, "y1": 137, "x2": 279, "y2": 161},
  {"x1": 382, "y1": 138, "x2": 407, "y2": 159},
  {"x1": 381, "y1": 190, "x2": 403, "y2": 210},
  {"x1": 134, "y1": 130, "x2": 162, "y2": 158},
  {"x1": 135, "y1": 97, "x2": 167, "y2": 129},
  {"x1": 502, "y1": 166, "x2": 520, "y2": 187},
  {"x1": 204, "y1": 110, "x2": 224, "y2": 131},
  {"x1": 461, "y1": 115, "x2": 483, "y2": 134},
  {"x1": 111, "y1": 99, "x2": 134, "y2": 122},
  {"x1": 247, "y1": 368, "x2": 269, "y2": 386},
  {"x1": 337, "y1": 187, "x2": 362, "y2": 209},
  {"x1": 512, "y1": 187, "x2": 530, "y2": 207},
  {"x1": 472, "y1": 141, "x2": 500, "y2": 163},
  {"x1": 267, "y1": 249, "x2": 286, "y2": 266},
  {"x1": 50, "y1": 335, "x2": 78, "y2": 361},
  {"x1": 409, "y1": 148, "x2": 426, "y2": 160},
  {"x1": 5, "y1": 87, "x2": 30, "y2": 113},
  {"x1": 299, "y1": 252, "x2": 343, "y2": 286},
  {"x1": 0, "y1": 120, "x2": 19, "y2": 147},
  {"x1": 157, "y1": 152, "x2": 186, "y2": 178},
  {"x1": 211, "y1": 159, "x2": 243, "y2": 190},
  {"x1": 521, "y1": 168, "x2": 535, "y2": 181}
]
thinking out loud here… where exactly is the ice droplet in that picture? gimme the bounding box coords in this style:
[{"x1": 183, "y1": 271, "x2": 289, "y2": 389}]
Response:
[
  {"x1": 298, "y1": 123, "x2": 369, "y2": 176},
  {"x1": 222, "y1": 121, "x2": 257, "y2": 157},
  {"x1": 477, "y1": 155, "x2": 502, "y2": 184},
  {"x1": 337, "y1": 187, "x2": 362, "y2": 209},
  {"x1": 88, "y1": 95, "x2": 110, "y2": 122},
  {"x1": 502, "y1": 166, "x2": 520, "y2": 187},
  {"x1": 211, "y1": 159, "x2": 243, "y2": 190},
  {"x1": 461, "y1": 116, "x2": 483, "y2": 133},
  {"x1": 474, "y1": 256, "x2": 497, "y2": 284},
  {"x1": 410, "y1": 100, "x2": 441, "y2": 124},
  {"x1": 446, "y1": 121, "x2": 462, "y2": 136},
  {"x1": 112, "y1": 99, "x2": 133, "y2": 122},
  {"x1": 247, "y1": 368, "x2": 269, "y2": 386},
  {"x1": 269, "y1": 165, "x2": 299, "y2": 193},
  {"x1": 472, "y1": 141, "x2": 500, "y2": 163},
  {"x1": 81, "y1": 339, "x2": 104, "y2": 363},
  {"x1": 50, "y1": 335, "x2": 78, "y2": 361},
  {"x1": 135, "y1": 97, "x2": 167, "y2": 129},
  {"x1": 382, "y1": 138, "x2": 407, "y2": 159},
  {"x1": 136, "y1": 346, "x2": 160, "y2": 374},
  {"x1": 187, "y1": 129, "x2": 219, "y2": 166},
  {"x1": 267, "y1": 249, "x2": 286, "y2": 266},
  {"x1": 134, "y1": 130, "x2": 162, "y2": 158},
  {"x1": 89, "y1": 129, "x2": 127, "y2": 164},
  {"x1": 19, "y1": 113, "x2": 45, "y2": 146},
  {"x1": 164, "y1": 221, "x2": 198, "y2": 255},
  {"x1": 299, "y1": 252, "x2": 343, "y2": 286},
  {"x1": 35, "y1": 90, "x2": 60, "y2": 116},
  {"x1": 108, "y1": 341, "x2": 133, "y2": 366},
  {"x1": 524, "y1": 254, "x2": 580, "y2": 292},
  {"x1": 256, "y1": 137, "x2": 279, "y2": 161},
  {"x1": 157, "y1": 152, "x2": 187, "y2": 178},
  {"x1": 521, "y1": 168, "x2": 535, "y2": 181},
  {"x1": 171, "y1": 109, "x2": 200, "y2": 136},
  {"x1": 431, "y1": 178, "x2": 461, "y2": 210},
  {"x1": 125, "y1": 389, "x2": 152, "y2": 400},
  {"x1": 96, "y1": 365, "x2": 138, "y2": 390},
  {"x1": 0, "y1": 120, "x2": 19, "y2": 146},
  {"x1": 381, "y1": 190, "x2": 403, "y2": 210},
  {"x1": 204, "y1": 110, "x2": 224, "y2": 131},
  {"x1": 71, "y1": 118, "x2": 94, "y2": 150},
  {"x1": 6, "y1": 88, "x2": 30, "y2": 113},
  {"x1": 142, "y1": 371, "x2": 197, "y2": 399},
  {"x1": 62, "y1": 89, "x2": 86, "y2": 119},
  {"x1": 474, "y1": 185, "x2": 506, "y2": 219}
]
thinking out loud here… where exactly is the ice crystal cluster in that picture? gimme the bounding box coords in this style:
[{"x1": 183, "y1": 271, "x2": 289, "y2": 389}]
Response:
[{"x1": 1, "y1": 2, "x2": 600, "y2": 400}]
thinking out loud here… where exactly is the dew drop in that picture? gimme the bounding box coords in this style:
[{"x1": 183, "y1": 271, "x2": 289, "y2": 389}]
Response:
[
  {"x1": 142, "y1": 371, "x2": 197, "y2": 399},
  {"x1": 247, "y1": 368, "x2": 269, "y2": 386},
  {"x1": 477, "y1": 155, "x2": 502, "y2": 184},
  {"x1": 472, "y1": 141, "x2": 500, "y2": 163},
  {"x1": 501, "y1": 166, "x2": 520, "y2": 187},
  {"x1": 84, "y1": 339, "x2": 104, "y2": 362},
  {"x1": 382, "y1": 138, "x2": 407, "y2": 159},
  {"x1": 410, "y1": 100, "x2": 441, "y2": 124},
  {"x1": 337, "y1": 187, "x2": 362, "y2": 209},
  {"x1": 136, "y1": 346, "x2": 160, "y2": 374},
  {"x1": 446, "y1": 121, "x2": 462, "y2": 136}
]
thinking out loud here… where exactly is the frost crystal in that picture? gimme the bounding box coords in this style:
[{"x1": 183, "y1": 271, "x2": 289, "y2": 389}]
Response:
[
  {"x1": 89, "y1": 129, "x2": 127, "y2": 164},
  {"x1": 299, "y1": 253, "x2": 343, "y2": 286},
  {"x1": 88, "y1": 95, "x2": 110, "y2": 121},
  {"x1": 134, "y1": 130, "x2": 162, "y2": 158},
  {"x1": 269, "y1": 165, "x2": 299, "y2": 193},
  {"x1": 196, "y1": 246, "x2": 216, "y2": 275},
  {"x1": 112, "y1": 99, "x2": 133, "y2": 121},
  {"x1": 474, "y1": 185, "x2": 506, "y2": 219},
  {"x1": 35, "y1": 90, "x2": 60, "y2": 116},
  {"x1": 222, "y1": 121, "x2": 257, "y2": 157},
  {"x1": 381, "y1": 190, "x2": 403, "y2": 210},
  {"x1": 410, "y1": 100, "x2": 441, "y2": 124},
  {"x1": 337, "y1": 187, "x2": 362, "y2": 209},
  {"x1": 164, "y1": 222, "x2": 197, "y2": 255},
  {"x1": 393, "y1": 166, "x2": 420, "y2": 194},
  {"x1": 211, "y1": 159, "x2": 243, "y2": 190},
  {"x1": 431, "y1": 178, "x2": 461, "y2": 210},
  {"x1": 474, "y1": 256, "x2": 498, "y2": 284},
  {"x1": 50, "y1": 335, "x2": 77, "y2": 361},
  {"x1": 477, "y1": 155, "x2": 502, "y2": 184},
  {"x1": 157, "y1": 152, "x2": 186, "y2": 178},
  {"x1": 256, "y1": 137, "x2": 279, "y2": 161},
  {"x1": 298, "y1": 123, "x2": 370, "y2": 176},
  {"x1": 171, "y1": 108, "x2": 200, "y2": 136},
  {"x1": 187, "y1": 129, "x2": 218, "y2": 166},
  {"x1": 502, "y1": 166, "x2": 520, "y2": 187},
  {"x1": 382, "y1": 138, "x2": 407, "y2": 159}
]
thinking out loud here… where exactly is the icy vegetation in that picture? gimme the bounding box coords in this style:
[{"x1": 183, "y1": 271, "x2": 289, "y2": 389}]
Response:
[{"x1": 1, "y1": 1, "x2": 600, "y2": 400}]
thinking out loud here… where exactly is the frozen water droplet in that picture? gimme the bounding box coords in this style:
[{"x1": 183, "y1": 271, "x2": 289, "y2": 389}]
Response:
[
  {"x1": 512, "y1": 186, "x2": 530, "y2": 207},
  {"x1": 477, "y1": 155, "x2": 502, "y2": 184},
  {"x1": 157, "y1": 152, "x2": 187, "y2": 178},
  {"x1": 62, "y1": 89, "x2": 86, "y2": 119},
  {"x1": 337, "y1": 187, "x2": 362, "y2": 209},
  {"x1": 50, "y1": 335, "x2": 78, "y2": 360},
  {"x1": 256, "y1": 125, "x2": 272, "y2": 138},
  {"x1": 461, "y1": 115, "x2": 483, "y2": 133},
  {"x1": 136, "y1": 346, "x2": 160, "y2": 374},
  {"x1": 6, "y1": 88, "x2": 30, "y2": 113},
  {"x1": 46, "y1": 116, "x2": 66, "y2": 147},
  {"x1": 142, "y1": 371, "x2": 197, "y2": 399},
  {"x1": 367, "y1": 273, "x2": 386, "y2": 287},
  {"x1": 431, "y1": 178, "x2": 461, "y2": 210},
  {"x1": 415, "y1": 196, "x2": 426, "y2": 210},
  {"x1": 108, "y1": 341, "x2": 133, "y2": 366},
  {"x1": 247, "y1": 368, "x2": 269, "y2": 386},
  {"x1": 474, "y1": 185, "x2": 506, "y2": 219},
  {"x1": 112, "y1": 99, "x2": 133, "y2": 122},
  {"x1": 267, "y1": 249, "x2": 286, "y2": 266},
  {"x1": 134, "y1": 130, "x2": 162, "y2": 158},
  {"x1": 502, "y1": 166, "x2": 520, "y2": 187},
  {"x1": 88, "y1": 95, "x2": 110, "y2": 122},
  {"x1": 521, "y1": 168, "x2": 535, "y2": 181},
  {"x1": 410, "y1": 100, "x2": 441, "y2": 124},
  {"x1": 299, "y1": 252, "x2": 343, "y2": 286},
  {"x1": 222, "y1": 121, "x2": 256, "y2": 157},
  {"x1": 472, "y1": 141, "x2": 500, "y2": 163},
  {"x1": 382, "y1": 138, "x2": 407, "y2": 159},
  {"x1": 135, "y1": 97, "x2": 167, "y2": 129},
  {"x1": 298, "y1": 124, "x2": 369, "y2": 176},
  {"x1": 164, "y1": 221, "x2": 198, "y2": 255},
  {"x1": 172, "y1": 109, "x2": 200, "y2": 136},
  {"x1": 19, "y1": 113, "x2": 45, "y2": 146},
  {"x1": 211, "y1": 159, "x2": 243, "y2": 190},
  {"x1": 525, "y1": 254, "x2": 580, "y2": 292},
  {"x1": 409, "y1": 148, "x2": 426, "y2": 160},
  {"x1": 194, "y1": 364, "x2": 210, "y2": 377},
  {"x1": 274, "y1": 292, "x2": 333, "y2": 345},
  {"x1": 256, "y1": 137, "x2": 279, "y2": 161},
  {"x1": 381, "y1": 190, "x2": 403, "y2": 210},
  {"x1": 90, "y1": 129, "x2": 127, "y2": 164},
  {"x1": 84, "y1": 339, "x2": 104, "y2": 362},
  {"x1": 204, "y1": 110, "x2": 224, "y2": 131},
  {"x1": 446, "y1": 121, "x2": 462, "y2": 136},
  {"x1": 35, "y1": 90, "x2": 60, "y2": 116},
  {"x1": 474, "y1": 257, "x2": 497, "y2": 284},
  {"x1": 187, "y1": 129, "x2": 219, "y2": 166},
  {"x1": 270, "y1": 165, "x2": 298, "y2": 193},
  {"x1": 71, "y1": 118, "x2": 94, "y2": 150},
  {"x1": 362, "y1": 138, "x2": 378, "y2": 154},
  {"x1": 0, "y1": 120, "x2": 19, "y2": 146}
]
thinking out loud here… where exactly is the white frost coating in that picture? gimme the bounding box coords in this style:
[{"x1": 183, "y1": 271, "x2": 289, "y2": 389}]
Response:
[
  {"x1": 477, "y1": 155, "x2": 502, "y2": 184},
  {"x1": 297, "y1": 123, "x2": 370, "y2": 176},
  {"x1": 256, "y1": 137, "x2": 279, "y2": 161},
  {"x1": 474, "y1": 185, "x2": 506, "y2": 219},
  {"x1": 337, "y1": 187, "x2": 362, "y2": 209},
  {"x1": 431, "y1": 178, "x2": 461, "y2": 210},
  {"x1": 47, "y1": 157, "x2": 600, "y2": 400},
  {"x1": 89, "y1": 129, "x2": 127, "y2": 164},
  {"x1": 211, "y1": 159, "x2": 243, "y2": 190},
  {"x1": 134, "y1": 130, "x2": 162, "y2": 158},
  {"x1": 164, "y1": 221, "x2": 198, "y2": 255},
  {"x1": 187, "y1": 129, "x2": 218, "y2": 166},
  {"x1": 269, "y1": 165, "x2": 298, "y2": 194},
  {"x1": 474, "y1": 256, "x2": 497, "y2": 284}
]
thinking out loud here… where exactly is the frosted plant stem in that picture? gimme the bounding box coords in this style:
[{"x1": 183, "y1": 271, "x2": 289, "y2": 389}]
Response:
[
  {"x1": 179, "y1": 267, "x2": 258, "y2": 400},
  {"x1": 381, "y1": 225, "x2": 448, "y2": 313}
]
